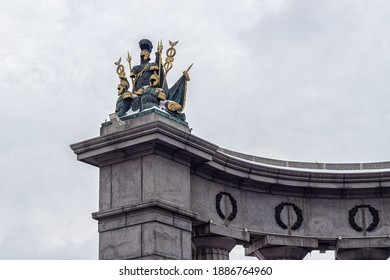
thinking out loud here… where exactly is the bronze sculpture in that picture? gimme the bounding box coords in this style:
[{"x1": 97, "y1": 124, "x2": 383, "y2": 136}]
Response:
[{"x1": 114, "y1": 39, "x2": 191, "y2": 122}]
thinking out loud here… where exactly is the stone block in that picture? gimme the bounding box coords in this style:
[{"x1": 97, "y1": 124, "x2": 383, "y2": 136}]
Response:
[
  {"x1": 99, "y1": 166, "x2": 111, "y2": 210},
  {"x1": 142, "y1": 222, "x2": 190, "y2": 259},
  {"x1": 98, "y1": 215, "x2": 126, "y2": 232},
  {"x1": 111, "y1": 159, "x2": 142, "y2": 208},
  {"x1": 142, "y1": 154, "x2": 191, "y2": 208},
  {"x1": 99, "y1": 226, "x2": 141, "y2": 260}
]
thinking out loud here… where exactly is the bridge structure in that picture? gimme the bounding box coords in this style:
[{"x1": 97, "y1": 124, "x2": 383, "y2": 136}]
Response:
[{"x1": 71, "y1": 109, "x2": 390, "y2": 260}]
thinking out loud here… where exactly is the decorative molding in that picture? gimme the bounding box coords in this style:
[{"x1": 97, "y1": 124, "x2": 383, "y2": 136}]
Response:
[
  {"x1": 348, "y1": 205, "x2": 380, "y2": 232},
  {"x1": 215, "y1": 192, "x2": 238, "y2": 221},
  {"x1": 275, "y1": 202, "x2": 303, "y2": 230}
]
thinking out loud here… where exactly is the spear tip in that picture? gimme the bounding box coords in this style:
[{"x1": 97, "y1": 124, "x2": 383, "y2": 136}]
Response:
[{"x1": 186, "y1": 63, "x2": 194, "y2": 72}]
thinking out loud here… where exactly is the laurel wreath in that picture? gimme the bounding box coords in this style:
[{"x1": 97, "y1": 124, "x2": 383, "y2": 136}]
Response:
[
  {"x1": 348, "y1": 204, "x2": 380, "y2": 232},
  {"x1": 275, "y1": 202, "x2": 303, "y2": 230},
  {"x1": 215, "y1": 192, "x2": 238, "y2": 221}
]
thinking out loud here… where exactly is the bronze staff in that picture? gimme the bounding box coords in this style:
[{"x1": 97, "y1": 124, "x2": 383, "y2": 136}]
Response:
[
  {"x1": 126, "y1": 52, "x2": 135, "y2": 90},
  {"x1": 162, "y1": 40, "x2": 178, "y2": 90}
]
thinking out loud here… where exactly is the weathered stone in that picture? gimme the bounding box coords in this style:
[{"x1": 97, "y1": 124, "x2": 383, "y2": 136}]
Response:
[
  {"x1": 337, "y1": 248, "x2": 390, "y2": 260},
  {"x1": 193, "y1": 236, "x2": 237, "y2": 260},
  {"x1": 70, "y1": 111, "x2": 390, "y2": 260},
  {"x1": 99, "y1": 166, "x2": 111, "y2": 210},
  {"x1": 111, "y1": 158, "x2": 142, "y2": 208},
  {"x1": 99, "y1": 226, "x2": 141, "y2": 260},
  {"x1": 245, "y1": 235, "x2": 317, "y2": 260},
  {"x1": 142, "y1": 222, "x2": 184, "y2": 259}
]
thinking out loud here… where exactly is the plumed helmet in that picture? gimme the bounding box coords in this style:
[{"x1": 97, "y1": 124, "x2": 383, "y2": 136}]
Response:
[{"x1": 139, "y1": 39, "x2": 153, "y2": 53}]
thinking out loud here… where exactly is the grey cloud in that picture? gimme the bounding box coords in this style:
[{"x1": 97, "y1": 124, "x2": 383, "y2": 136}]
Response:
[{"x1": 1, "y1": 0, "x2": 390, "y2": 259}]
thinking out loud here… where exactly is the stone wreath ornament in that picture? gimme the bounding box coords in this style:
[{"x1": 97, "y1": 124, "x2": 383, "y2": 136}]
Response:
[
  {"x1": 275, "y1": 202, "x2": 303, "y2": 230},
  {"x1": 348, "y1": 204, "x2": 380, "y2": 232},
  {"x1": 215, "y1": 191, "x2": 238, "y2": 221}
]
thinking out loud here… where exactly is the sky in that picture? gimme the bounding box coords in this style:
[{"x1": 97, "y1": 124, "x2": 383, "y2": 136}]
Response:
[{"x1": 1, "y1": 0, "x2": 390, "y2": 260}]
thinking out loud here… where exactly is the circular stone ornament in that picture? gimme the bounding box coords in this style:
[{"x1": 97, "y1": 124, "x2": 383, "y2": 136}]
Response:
[
  {"x1": 215, "y1": 192, "x2": 238, "y2": 221},
  {"x1": 275, "y1": 202, "x2": 303, "y2": 230},
  {"x1": 348, "y1": 204, "x2": 380, "y2": 232}
]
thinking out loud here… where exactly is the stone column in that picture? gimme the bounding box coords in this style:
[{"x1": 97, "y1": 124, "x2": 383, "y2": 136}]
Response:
[
  {"x1": 91, "y1": 152, "x2": 197, "y2": 260},
  {"x1": 71, "y1": 111, "x2": 216, "y2": 260},
  {"x1": 192, "y1": 236, "x2": 237, "y2": 260},
  {"x1": 245, "y1": 235, "x2": 318, "y2": 260}
]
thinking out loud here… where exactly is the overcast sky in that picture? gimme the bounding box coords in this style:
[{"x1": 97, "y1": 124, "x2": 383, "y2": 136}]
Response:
[{"x1": 1, "y1": 0, "x2": 390, "y2": 260}]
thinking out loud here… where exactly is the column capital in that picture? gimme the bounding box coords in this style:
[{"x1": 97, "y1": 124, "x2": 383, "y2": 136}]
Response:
[
  {"x1": 245, "y1": 235, "x2": 318, "y2": 260},
  {"x1": 192, "y1": 236, "x2": 237, "y2": 260}
]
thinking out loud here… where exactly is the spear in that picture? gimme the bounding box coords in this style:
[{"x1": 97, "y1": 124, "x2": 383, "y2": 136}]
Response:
[
  {"x1": 126, "y1": 52, "x2": 135, "y2": 90},
  {"x1": 179, "y1": 63, "x2": 194, "y2": 112},
  {"x1": 186, "y1": 63, "x2": 194, "y2": 72},
  {"x1": 157, "y1": 40, "x2": 163, "y2": 87},
  {"x1": 182, "y1": 63, "x2": 194, "y2": 81}
]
